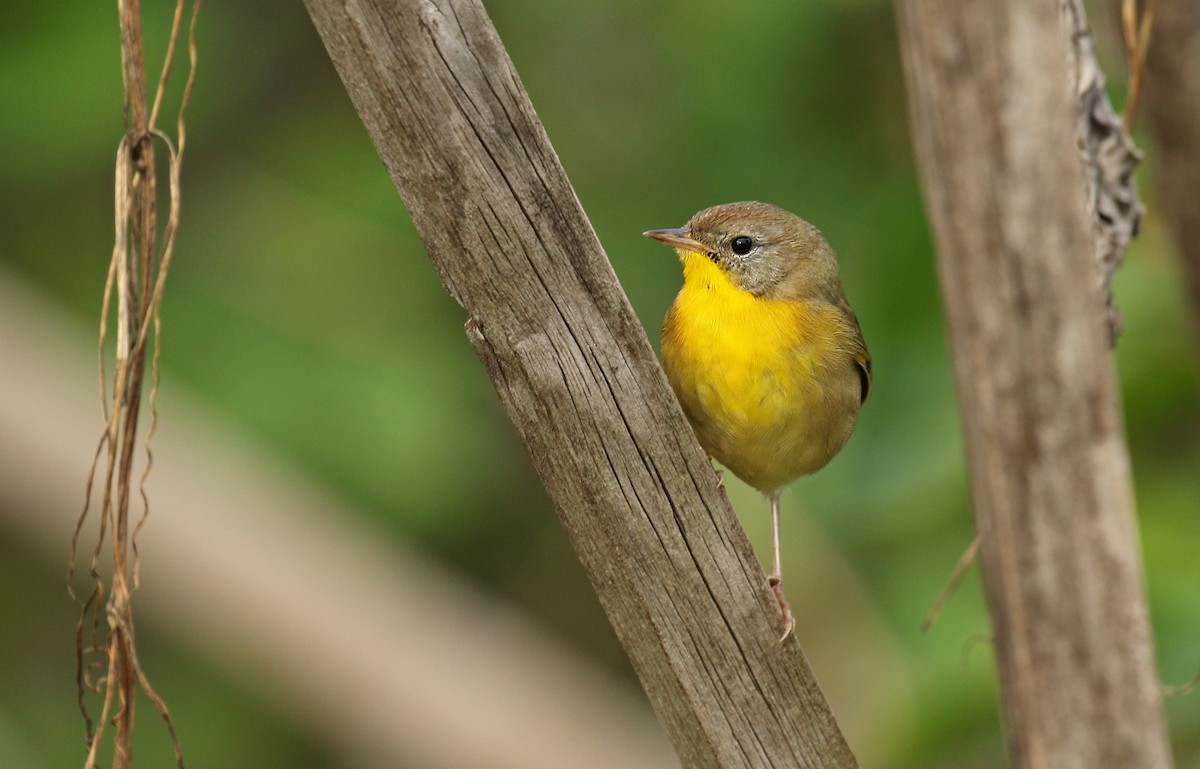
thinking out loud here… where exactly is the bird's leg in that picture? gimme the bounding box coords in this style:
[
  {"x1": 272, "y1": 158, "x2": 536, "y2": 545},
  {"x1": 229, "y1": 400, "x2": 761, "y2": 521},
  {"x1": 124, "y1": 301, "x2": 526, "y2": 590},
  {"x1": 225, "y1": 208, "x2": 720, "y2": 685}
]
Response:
[{"x1": 768, "y1": 492, "x2": 795, "y2": 642}]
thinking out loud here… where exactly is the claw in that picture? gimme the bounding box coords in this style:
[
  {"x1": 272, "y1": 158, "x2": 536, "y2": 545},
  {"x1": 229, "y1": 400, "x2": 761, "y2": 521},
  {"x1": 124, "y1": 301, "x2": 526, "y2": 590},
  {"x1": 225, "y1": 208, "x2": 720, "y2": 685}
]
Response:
[{"x1": 778, "y1": 611, "x2": 796, "y2": 643}]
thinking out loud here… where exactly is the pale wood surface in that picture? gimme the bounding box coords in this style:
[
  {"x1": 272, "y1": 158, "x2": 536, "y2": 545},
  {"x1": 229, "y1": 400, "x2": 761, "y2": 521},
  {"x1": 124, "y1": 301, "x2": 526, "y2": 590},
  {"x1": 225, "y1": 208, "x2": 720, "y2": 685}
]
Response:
[
  {"x1": 893, "y1": 2, "x2": 1172, "y2": 768},
  {"x1": 302, "y1": 0, "x2": 858, "y2": 766}
]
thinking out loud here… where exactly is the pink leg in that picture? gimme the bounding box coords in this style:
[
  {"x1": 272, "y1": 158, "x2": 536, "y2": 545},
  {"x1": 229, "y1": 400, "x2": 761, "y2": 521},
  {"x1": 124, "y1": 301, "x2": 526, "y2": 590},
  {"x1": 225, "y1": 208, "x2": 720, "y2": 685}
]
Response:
[{"x1": 768, "y1": 492, "x2": 795, "y2": 642}]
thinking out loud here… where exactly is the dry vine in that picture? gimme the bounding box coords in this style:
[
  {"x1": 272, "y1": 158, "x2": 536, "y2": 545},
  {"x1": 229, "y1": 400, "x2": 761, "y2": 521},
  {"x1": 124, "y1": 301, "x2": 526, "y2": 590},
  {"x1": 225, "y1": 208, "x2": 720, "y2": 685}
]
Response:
[{"x1": 69, "y1": 1, "x2": 200, "y2": 767}]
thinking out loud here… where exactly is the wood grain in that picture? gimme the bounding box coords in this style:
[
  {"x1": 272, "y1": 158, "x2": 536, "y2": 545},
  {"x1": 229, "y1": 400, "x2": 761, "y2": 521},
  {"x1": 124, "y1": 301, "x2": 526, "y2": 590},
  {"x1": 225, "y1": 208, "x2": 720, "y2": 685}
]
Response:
[
  {"x1": 893, "y1": 1, "x2": 1172, "y2": 767},
  {"x1": 303, "y1": 0, "x2": 858, "y2": 766}
]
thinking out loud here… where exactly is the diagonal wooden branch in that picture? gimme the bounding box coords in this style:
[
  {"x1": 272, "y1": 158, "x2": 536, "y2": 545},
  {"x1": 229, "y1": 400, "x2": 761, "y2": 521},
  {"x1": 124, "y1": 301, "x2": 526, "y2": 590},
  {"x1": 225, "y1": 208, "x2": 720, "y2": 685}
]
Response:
[
  {"x1": 303, "y1": 0, "x2": 857, "y2": 767},
  {"x1": 893, "y1": 1, "x2": 1171, "y2": 768}
]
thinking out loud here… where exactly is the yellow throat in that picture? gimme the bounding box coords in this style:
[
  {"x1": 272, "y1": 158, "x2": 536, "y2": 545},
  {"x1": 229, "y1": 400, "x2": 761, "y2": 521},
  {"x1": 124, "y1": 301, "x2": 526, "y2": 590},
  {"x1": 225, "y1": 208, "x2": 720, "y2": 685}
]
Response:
[{"x1": 662, "y1": 249, "x2": 860, "y2": 492}]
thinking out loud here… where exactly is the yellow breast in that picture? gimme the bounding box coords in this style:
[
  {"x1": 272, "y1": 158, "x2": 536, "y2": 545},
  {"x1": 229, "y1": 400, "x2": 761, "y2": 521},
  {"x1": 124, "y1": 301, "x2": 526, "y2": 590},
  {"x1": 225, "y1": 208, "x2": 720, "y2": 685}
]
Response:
[{"x1": 661, "y1": 252, "x2": 861, "y2": 493}]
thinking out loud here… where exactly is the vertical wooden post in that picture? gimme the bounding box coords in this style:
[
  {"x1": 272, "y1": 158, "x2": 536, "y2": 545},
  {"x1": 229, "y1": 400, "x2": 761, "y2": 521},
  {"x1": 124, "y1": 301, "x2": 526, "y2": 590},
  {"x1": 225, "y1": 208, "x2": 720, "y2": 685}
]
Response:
[{"x1": 893, "y1": 1, "x2": 1172, "y2": 767}]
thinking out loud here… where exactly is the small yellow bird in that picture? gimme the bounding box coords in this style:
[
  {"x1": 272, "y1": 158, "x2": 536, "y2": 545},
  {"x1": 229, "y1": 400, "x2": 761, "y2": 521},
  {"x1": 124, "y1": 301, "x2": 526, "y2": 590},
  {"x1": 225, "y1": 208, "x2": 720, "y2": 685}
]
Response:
[{"x1": 645, "y1": 201, "x2": 871, "y2": 640}]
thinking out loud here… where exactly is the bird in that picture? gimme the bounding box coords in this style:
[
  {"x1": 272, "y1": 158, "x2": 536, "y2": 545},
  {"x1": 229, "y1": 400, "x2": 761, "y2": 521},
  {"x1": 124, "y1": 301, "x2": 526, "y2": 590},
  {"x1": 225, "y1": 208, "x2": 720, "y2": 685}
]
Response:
[{"x1": 644, "y1": 201, "x2": 871, "y2": 641}]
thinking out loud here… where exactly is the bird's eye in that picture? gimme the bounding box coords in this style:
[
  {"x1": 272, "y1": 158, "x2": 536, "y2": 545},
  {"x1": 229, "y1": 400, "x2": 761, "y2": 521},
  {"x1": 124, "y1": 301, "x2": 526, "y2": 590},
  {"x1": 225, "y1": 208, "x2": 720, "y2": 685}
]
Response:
[{"x1": 730, "y1": 236, "x2": 753, "y2": 255}]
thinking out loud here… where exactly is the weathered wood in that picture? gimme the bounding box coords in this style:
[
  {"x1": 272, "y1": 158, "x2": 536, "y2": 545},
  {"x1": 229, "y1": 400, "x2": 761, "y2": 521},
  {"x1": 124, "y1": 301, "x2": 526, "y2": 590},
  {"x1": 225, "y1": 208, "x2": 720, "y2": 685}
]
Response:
[
  {"x1": 302, "y1": 1, "x2": 857, "y2": 766},
  {"x1": 1063, "y1": 0, "x2": 1144, "y2": 343},
  {"x1": 893, "y1": 2, "x2": 1172, "y2": 768}
]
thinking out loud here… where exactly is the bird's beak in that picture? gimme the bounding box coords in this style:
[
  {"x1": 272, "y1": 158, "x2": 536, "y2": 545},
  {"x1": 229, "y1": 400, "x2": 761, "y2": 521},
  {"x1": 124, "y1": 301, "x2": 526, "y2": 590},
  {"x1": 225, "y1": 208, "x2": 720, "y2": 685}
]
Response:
[{"x1": 643, "y1": 227, "x2": 707, "y2": 253}]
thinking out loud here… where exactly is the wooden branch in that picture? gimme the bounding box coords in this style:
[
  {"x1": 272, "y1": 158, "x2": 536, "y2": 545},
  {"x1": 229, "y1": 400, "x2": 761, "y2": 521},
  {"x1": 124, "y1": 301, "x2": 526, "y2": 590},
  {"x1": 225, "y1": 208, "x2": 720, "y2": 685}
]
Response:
[
  {"x1": 893, "y1": 2, "x2": 1172, "y2": 768},
  {"x1": 1144, "y1": 0, "x2": 1200, "y2": 349},
  {"x1": 302, "y1": 1, "x2": 857, "y2": 766}
]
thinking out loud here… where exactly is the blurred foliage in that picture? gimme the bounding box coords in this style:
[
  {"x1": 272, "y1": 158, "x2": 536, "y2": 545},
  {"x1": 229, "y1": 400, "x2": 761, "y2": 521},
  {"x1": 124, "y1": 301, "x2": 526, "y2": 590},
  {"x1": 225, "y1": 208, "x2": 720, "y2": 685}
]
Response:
[{"x1": 1, "y1": 0, "x2": 1197, "y2": 767}]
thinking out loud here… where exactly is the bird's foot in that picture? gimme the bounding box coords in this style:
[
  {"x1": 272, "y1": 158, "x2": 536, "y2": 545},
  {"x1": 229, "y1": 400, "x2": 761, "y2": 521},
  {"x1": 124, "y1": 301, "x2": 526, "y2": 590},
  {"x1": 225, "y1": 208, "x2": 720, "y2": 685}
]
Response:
[
  {"x1": 714, "y1": 468, "x2": 725, "y2": 489},
  {"x1": 769, "y1": 576, "x2": 795, "y2": 643}
]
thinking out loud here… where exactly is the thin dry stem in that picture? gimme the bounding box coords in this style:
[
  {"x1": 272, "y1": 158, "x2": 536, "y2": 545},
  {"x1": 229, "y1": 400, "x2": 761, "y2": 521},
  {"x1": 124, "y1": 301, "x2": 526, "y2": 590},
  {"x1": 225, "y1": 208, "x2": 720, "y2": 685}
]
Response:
[
  {"x1": 921, "y1": 534, "x2": 981, "y2": 634},
  {"x1": 72, "y1": 1, "x2": 199, "y2": 767},
  {"x1": 1122, "y1": 0, "x2": 1156, "y2": 132},
  {"x1": 1163, "y1": 666, "x2": 1200, "y2": 698},
  {"x1": 148, "y1": 0, "x2": 188, "y2": 129},
  {"x1": 82, "y1": 646, "x2": 119, "y2": 769}
]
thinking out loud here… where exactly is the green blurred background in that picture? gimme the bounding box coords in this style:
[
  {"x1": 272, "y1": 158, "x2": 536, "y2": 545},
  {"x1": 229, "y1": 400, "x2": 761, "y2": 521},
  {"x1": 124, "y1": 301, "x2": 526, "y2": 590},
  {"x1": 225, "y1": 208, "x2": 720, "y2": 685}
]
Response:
[{"x1": 2, "y1": 1, "x2": 1197, "y2": 767}]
